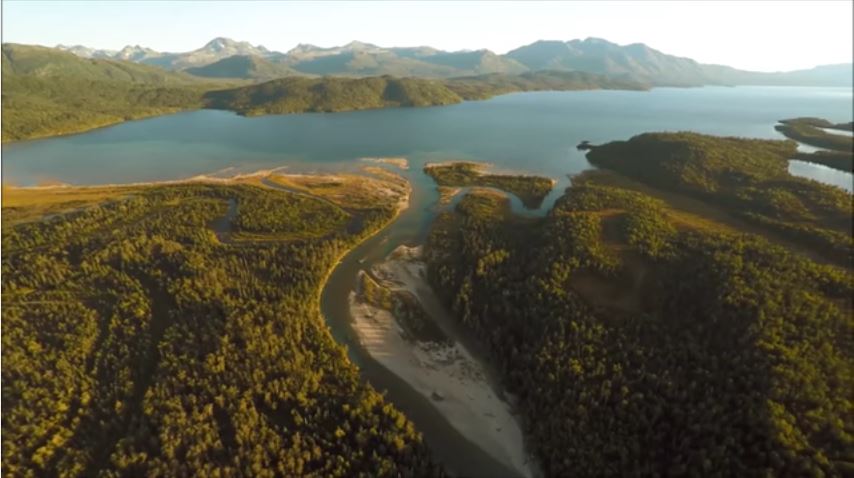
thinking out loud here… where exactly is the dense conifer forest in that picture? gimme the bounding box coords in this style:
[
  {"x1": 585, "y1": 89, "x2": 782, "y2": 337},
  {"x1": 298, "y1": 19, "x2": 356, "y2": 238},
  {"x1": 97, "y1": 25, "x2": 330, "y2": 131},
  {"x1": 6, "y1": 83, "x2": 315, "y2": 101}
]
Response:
[
  {"x1": 425, "y1": 183, "x2": 852, "y2": 477},
  {"x1": 586, "y1": 132, "x2": 853, "y2": 265},
  {"x1": 1, "y1": 44, "x2": 222, "y2": 142},
  {"x1": 1, "y1": 180, "x2": 444, "y2": 477},
  {"x1": 203, "y1": 76, "x2": 462, "y2": 116},
  {"x1": 424, "y1": 134, "x2": 852, "y2": 476}
]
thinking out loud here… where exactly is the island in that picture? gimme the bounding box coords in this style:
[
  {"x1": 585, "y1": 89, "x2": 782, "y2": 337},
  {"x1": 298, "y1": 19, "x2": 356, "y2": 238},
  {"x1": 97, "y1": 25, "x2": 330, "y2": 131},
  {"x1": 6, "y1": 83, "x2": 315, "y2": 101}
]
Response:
[{"x1": 423, "y1": 161, "x2": 555, "y2": 209}]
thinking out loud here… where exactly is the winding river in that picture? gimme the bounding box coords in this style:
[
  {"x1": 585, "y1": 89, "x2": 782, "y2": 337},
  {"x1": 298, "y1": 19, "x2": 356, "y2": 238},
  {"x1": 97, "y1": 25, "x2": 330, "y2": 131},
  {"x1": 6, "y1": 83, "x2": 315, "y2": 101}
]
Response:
[
  {"x1": 313, "y1": 172, "x2": 546, "y2": 477},
  {"x1": 3, "y1": 86, "x2": 852, "y2": 475}
]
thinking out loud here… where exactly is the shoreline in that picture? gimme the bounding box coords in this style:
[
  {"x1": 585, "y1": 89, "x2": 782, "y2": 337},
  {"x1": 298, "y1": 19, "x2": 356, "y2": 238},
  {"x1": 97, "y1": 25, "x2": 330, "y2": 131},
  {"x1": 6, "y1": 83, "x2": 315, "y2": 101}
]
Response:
[
  {"x1": 5, "y1": 159, "x2": 535, "y2": 475},
  {"x1": 3, "y1": 161, "x2": 410, "y2": 191},
  {"x1": 310, "y1": 178, "x2": 412, "y2": 307},
  {"x1": 2, "y1": 83, "x2": 656, "y2": 145},
  {"x1": 2, "y1": 167, "x2": 295, "y2": 191},
  {"x1": 348, "y1": 245, "x2": 535, "y2": 478}
]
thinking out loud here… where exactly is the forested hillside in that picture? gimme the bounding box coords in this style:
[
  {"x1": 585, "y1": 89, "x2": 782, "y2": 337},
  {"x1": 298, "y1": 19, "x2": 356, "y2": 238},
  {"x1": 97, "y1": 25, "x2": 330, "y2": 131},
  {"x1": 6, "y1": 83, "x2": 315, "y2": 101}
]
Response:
[
  {"x1": 586, "y1": 132, "x2": 853, "y2": 264},
  {"x1": 424, "y1": 175, "x2": 853, "y2": 476},
  {"x1": 1, "y1": 177, "x2": 444, "y2": 477},
  {"x1": 1, "y1": 43, "x2": 646, "y2": 142},
  {"x1": 205, "y1": 70, "x2": 647, "y2": 117},
  {"x1": 1, "y1": 44, "x2": 224, "y2": 142},
  {"x1": 185, "y1": 54, "x2": 302, "y2": 81},
  {"x1": 204, "y1": 76, "x2": 463, "y2": 115},
  {"x1": 444, "y1": 70, "x2": 647, "y2": 99}
]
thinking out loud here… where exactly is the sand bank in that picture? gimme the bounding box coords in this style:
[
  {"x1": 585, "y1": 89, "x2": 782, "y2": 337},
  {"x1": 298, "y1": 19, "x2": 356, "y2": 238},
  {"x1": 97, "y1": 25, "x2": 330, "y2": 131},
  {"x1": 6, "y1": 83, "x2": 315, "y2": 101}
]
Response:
[{"x1": 350, "y1": 245, "x2": 533, "y2": 478}]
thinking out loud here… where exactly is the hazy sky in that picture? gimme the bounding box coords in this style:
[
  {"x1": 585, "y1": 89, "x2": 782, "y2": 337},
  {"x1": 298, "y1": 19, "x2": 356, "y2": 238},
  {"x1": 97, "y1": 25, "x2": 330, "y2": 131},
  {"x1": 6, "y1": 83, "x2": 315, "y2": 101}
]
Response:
[{"x1": 2, "y1": 1, "x2": 852, "y2": 71}]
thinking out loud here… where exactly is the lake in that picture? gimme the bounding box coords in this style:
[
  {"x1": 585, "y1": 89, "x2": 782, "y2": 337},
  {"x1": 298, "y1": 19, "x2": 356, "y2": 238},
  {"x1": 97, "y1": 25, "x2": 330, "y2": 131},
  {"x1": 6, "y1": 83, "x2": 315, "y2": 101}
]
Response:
[
  {"x1": 3, "y1": 86, "x2": 852, "y2": 476},
  {"x1": 3, "y1": 86, "x2": 852, "y2": 193}
]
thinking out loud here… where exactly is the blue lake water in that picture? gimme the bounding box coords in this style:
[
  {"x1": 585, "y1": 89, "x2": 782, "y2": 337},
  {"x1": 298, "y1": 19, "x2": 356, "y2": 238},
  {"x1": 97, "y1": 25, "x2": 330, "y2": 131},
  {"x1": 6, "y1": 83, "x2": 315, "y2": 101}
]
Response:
[
  {"x1": 3, "y1": 86, "x2": 851, "y2": 476},
  {"x1": 3, "y1": 86, "x2": 852, "y2": 194}
]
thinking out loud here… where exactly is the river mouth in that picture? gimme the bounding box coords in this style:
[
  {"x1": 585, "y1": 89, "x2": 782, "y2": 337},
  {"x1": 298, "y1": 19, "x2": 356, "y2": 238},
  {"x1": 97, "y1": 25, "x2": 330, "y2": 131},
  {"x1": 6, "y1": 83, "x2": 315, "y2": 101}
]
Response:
[
  {"x1": 5, "y1": 86, "x2": 850, "y2": 475},
  {"x1": 316, "y1": 165, "x2": 550, "y2": 477}
]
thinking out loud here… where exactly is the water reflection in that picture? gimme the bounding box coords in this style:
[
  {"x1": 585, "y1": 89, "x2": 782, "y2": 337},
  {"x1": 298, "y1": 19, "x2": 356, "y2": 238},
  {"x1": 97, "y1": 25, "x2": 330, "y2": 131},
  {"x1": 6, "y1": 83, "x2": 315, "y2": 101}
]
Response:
[{"x1": 788, "y1": 160, "x2": 853, "y2": 192}]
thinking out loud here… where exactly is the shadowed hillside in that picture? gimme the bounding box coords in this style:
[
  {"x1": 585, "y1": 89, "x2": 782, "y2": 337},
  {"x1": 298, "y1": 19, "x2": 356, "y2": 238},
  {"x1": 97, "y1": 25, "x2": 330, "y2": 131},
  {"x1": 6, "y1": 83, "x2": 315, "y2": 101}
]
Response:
[
  {"x1": 185, "y1": 55, "x2": 301, "y2": 80},
  {"x1": 204, "y1": 70, "x2": 648, "y2": 116},
  {"x1": 1, "y1": 44, "x2": 228, "y2": 142},
  {"x1": 203, "y1": 76, "x2": 463, "y2": 115}
]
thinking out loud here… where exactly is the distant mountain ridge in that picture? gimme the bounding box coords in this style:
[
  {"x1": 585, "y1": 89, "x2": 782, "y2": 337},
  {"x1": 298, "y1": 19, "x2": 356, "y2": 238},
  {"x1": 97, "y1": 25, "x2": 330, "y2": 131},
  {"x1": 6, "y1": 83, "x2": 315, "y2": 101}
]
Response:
[
  {"x1": 184, "y1": 55, "x2": 299, "y2": 81},
  {"x1": 1, "y1": 44, "x2": 218, "y2": 141},
  {"x1": 49, "y1": 36, "x2": 853, "y2": 86},
  {"x1": 505, "y1": 38, "x2": 707, "y2": 86},
  {"x1": 1, "y1": 44, "x2": 645, "y2": 141}
]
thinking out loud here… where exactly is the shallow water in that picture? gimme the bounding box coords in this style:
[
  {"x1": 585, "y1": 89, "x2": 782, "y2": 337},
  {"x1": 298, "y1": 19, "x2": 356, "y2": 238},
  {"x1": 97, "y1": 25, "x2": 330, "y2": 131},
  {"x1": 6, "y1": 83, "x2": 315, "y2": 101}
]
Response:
[
  {"x1": 3, "y1": 86, "x2": 852, "y2": 475},
  {"x1": 4, "y1": 86, "x2": 852, "y2": 191},
  {"x1": 820, "y1": 127, "x2": 854, "y2": 137},
  {"x1": 788, "y1": 160, "x2": 853, "y2": 192}
]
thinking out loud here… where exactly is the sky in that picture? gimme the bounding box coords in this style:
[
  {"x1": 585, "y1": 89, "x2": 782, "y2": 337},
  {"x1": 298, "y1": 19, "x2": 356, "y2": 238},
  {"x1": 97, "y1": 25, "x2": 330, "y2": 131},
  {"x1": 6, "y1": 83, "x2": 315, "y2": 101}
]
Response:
[{"x1": 2, "y1": 1, "x2": 852, "y2": 72}]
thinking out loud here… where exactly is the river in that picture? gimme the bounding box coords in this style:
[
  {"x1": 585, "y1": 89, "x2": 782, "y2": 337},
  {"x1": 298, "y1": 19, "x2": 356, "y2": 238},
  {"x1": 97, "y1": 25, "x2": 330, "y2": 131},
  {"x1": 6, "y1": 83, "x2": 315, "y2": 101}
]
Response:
[{"x1": 3, "y1": 86, "x2": 852, "y2": 475}]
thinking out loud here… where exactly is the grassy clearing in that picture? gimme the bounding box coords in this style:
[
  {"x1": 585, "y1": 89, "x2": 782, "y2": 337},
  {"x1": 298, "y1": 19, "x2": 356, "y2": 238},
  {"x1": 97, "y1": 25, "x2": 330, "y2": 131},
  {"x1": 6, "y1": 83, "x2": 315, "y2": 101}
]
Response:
[
  {"x1": 1, "y1": 185, "x2": 143, "y2": 226},
  {"x1": 266, "y1": 171, "x2": 408, "y2": 211}
]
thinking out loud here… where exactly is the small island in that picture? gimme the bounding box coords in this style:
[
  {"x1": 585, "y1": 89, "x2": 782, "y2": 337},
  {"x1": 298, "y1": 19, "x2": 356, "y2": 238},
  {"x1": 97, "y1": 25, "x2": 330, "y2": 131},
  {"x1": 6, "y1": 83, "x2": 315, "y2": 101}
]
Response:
[
  {"x1": 359, "y1": 157, "x2": 410, "y2": 170},
  {"x1": 423, "y1": 161, "x2": 555, "y2": 209},
  {"x1": 576, "y1": 140, "x2": 594, "y2": 150}
]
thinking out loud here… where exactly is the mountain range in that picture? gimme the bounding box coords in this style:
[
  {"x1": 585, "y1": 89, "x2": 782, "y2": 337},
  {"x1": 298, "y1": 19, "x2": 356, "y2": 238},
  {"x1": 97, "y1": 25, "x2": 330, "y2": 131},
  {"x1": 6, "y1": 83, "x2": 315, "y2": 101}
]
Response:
[
  {"x1": 2, "y1": 43, "x2": 646, "y2": 141},
  {"x1": 54, "y1": 37, "x2": 853, "y2": 86}
]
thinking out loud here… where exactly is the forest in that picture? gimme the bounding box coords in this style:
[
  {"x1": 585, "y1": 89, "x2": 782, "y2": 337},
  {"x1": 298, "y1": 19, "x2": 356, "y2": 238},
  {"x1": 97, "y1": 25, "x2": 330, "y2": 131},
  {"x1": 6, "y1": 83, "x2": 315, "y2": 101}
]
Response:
[
  {"x1": 424, "y1": 170, "x2": 853, "y2": 476},
  {"x1": 2, "y1": 43, "x2": 647, "y2": 141},
  {"x1": 423, "y1": 162, "x2": 555, "y2": 209},
  {"x1": 443, "y1": 70, "x2": 647, "y2": 100},
  {"x1": 1, "y1": 178, "x2": 445, "y2": 477},
  {"x1": 585, "y1": 132, "x2": 853, "y2": 265},
  {"x1": 1, "y1": 44, "x2": 226, "y2": 142},
  {"x1": 204, "y1": 76, "x2": 463, "y2": 116}
]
